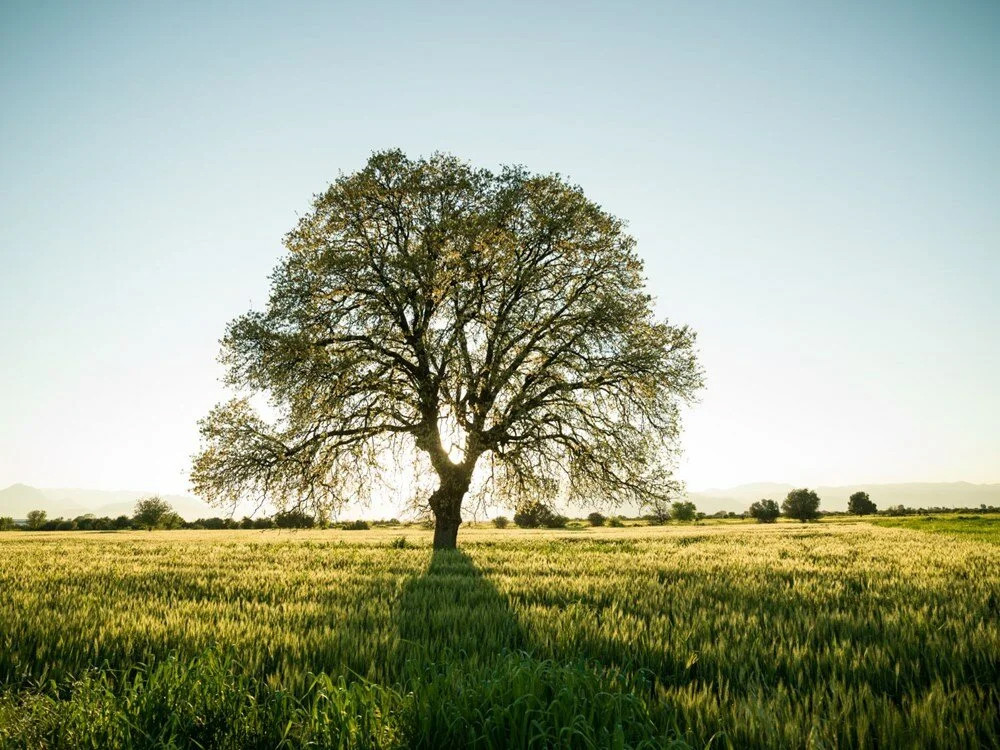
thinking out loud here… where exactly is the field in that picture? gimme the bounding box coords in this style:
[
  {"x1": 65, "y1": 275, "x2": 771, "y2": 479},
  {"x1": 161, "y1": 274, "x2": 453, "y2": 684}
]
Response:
[{"x1": 1, "y1": 522, "x2": 998, "y2": 749}]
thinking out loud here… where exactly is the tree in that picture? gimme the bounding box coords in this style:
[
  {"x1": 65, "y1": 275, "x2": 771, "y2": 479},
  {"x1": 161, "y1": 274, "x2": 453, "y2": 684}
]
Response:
[
  {"x1": 587, "y1": 512, "x2": 606, "y2": 527},
  {"x1": 670, "y1": 501, "x2": 697, "y2": 522},
  {"x1": 0, "y1": 516, "x2": 15, "y2": 531},
  {"x1": 191, "y1": 150, "x2": 703, "y2": 548},
  {"x1": 646, "y1": 497, "x2": 672, "y2": 525},
  {"x1": 748, "y1": 498, "x2": 780, "y2": 523},
  {"x1": 492, "y1": 515, "x2": 509, "y2": 529},
  {"x1": 26, "y1": 510, "x2": 46, "y2": 530},
  {"x1": 782, "y1": 488, "x2": 821, "y2": 522},
  {"x1": 848, "y1": 491, "x2": 877, "y2": 516},
  {"x1": 133, "y1": 496, "x2": 173, "y2": 530}
]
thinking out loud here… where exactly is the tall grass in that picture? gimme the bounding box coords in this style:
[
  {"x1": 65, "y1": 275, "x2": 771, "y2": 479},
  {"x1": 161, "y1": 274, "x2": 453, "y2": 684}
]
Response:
[{"x1": 0, "y1": 524, "x2": 996, "y2": 748}]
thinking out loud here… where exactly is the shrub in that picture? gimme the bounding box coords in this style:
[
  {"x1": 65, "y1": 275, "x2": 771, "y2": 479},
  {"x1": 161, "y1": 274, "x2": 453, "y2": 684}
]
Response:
[
  {"x1": 389, "y1": 536, "x2": 409, "y2": 548},
  {"x1": 542, "y1": 514, "x2": 569, "y2": 529},
  {"x1": 342, "y1": 520, "x2": 370, "y2": 531},
  {"x1": 0, "y1": 517, "x2": 16, "y2": 531},
  {"x1": 608, "y1": 516, "x2": 625, "y2": 528},
  {"x1": 782, "y1": 488, "x2": 821, "y2": 522},
  {"x1": 748, "y1": 499, "x2": 781, "y2": 523},
  {"x1": 587, "y1": 512, "x2": 606, "y2": 527},
  {"x1": 514, "y1": 501, "x2": 554, "y2": 529},
  {"x1": 492, "y1": 516, "x2": 509, "y2": 529}
]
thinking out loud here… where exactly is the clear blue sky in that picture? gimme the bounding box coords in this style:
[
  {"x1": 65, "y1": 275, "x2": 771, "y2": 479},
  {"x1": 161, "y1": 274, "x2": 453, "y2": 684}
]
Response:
[{"x1": 1, "y1": 0, "x2": 997, "y2": 497}]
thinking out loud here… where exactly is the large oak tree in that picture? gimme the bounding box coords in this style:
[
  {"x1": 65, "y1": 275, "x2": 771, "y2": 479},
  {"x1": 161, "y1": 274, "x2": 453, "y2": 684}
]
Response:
[{"x1": 192, "y1": 150, "x2": 703, "y2": 548}]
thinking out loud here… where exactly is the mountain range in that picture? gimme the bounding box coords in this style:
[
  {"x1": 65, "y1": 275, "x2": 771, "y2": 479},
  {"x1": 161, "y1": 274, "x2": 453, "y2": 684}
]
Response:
[{"x1": 0, "y1": 484, "x2": 215, "y2": 521}]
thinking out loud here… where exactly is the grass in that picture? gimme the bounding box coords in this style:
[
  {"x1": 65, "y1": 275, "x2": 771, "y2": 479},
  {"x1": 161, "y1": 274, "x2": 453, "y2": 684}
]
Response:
[
  {"x1": 870, "y1": 513, "x2": 1000, "y2": 544},
  {"x1": 0, "y1": 523, "x2": 997, "y2": 748}
]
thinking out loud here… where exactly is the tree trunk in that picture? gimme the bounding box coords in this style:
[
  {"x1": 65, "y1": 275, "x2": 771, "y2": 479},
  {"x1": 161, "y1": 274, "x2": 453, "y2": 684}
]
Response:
[
  {"x1": 428, "y1": 470, "x2": 471, "y2": 550},
  {"x1": 433, "y1": 514, "x2": 460, "y2": 549}
]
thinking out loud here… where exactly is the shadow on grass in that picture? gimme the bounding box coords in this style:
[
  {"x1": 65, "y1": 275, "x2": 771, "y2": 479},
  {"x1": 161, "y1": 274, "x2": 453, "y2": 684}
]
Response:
[
  {"x1": 394, "y1": 548, "x2": 526, "y2": 674},
  {"x1": 389, "y1": 547, "x2": 685, "y2": 749}
]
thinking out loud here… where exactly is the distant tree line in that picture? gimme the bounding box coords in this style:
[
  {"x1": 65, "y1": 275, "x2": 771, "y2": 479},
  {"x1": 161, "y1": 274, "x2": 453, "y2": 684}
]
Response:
[
  {"x1": 1, "y1": 497, "x2": 401, "y2": 532},
  {"x1": 4, "y1": 491, "x2": 995, "y2": 534},
  {"x1": 744, "y1": 488, "x2": 1000, "y2": 523}
]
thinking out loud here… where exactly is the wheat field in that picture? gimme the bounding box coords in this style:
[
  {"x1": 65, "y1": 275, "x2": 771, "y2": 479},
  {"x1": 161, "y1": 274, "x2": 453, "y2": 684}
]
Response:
[{"x1": 0, "y1": 521, "x2": 997, "y2": 748}]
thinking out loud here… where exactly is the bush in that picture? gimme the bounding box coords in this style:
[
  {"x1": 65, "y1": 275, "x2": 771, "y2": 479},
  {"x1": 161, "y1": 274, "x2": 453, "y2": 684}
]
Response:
[
  {"x1": 848, "y1": 491, "x2": 877, "y2": 516},
  {"x1": 492, "y1": 516, "x2": 509, "y2": 529},
  {"x1": 389, "y1": 536, "x2": 409, "y2": 549},
  {"x1": 586, "y1": 512, "x2": 606, "y2": 527},
  {"x1": 748, "y1": 498, "x2": 781, "y2": 523},
  {"x1": 782, "y1": 488, "x2": 821, "y2": 522},
  {"x1": 0, "y1": 517, "x2": 16, "y2": 531},
  {"x1": 342, "y1": 520, "x2": 370, "y2": 531},
  {"x1": 608, "y1": 516, "x2": 625, "y2": 528},
  {"x1": 543, "y1": 514, "x2": 569, "y2": 529},
  {"x1": 514, "y1": 501, "x2": 560, "y2": 529}
]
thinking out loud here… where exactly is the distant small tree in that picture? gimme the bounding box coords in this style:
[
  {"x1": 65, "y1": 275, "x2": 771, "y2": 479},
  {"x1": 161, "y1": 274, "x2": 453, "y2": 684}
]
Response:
[
  {"x1": 848, "y1": 491, "x2": 877, "y2": 516},
  {"x1": 0, "y1": 516, "x2": 15, "y2": 531},
  {"x1": 587, "y1": 512, "x2": 606, "y2": 527},
  {"x1": 133, "y1": 496, "x2": 173, "y2": 531},
  {"x1": 26, "y1": 510, "x2": 47, "y2": 530},
  {"x1": 646, "y1": 497, "x2": 672, "y2": 525},
  {"x1": 748, "y1": 498, "x2": 780, "y2": 523},
  {"x1": 670, "y1": 501, "x2": 697, "y2": 523},
  {"x1": 492, "y1": 516, "x2": 509, "y2": 529},
  {"x1": 782, "y1": 488, "x2": 821, "y2": 522}
]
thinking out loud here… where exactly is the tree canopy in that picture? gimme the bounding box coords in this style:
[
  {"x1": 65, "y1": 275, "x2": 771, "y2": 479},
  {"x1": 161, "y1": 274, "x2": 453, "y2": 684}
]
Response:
[
  {"x1": 133, "y1": 496, "x2": 173, "y2": 531},
  {"x1": 782, "y1": 488, "x2": 821, "y2": 522},
  {"x1": 848, "y1": 491, "x2": 877, "y2": 516},
  {"x1": 748, "y1": 498, "x2": 780, "y2": 523},
  {"x1": 192, "y1": 150, "x2": 703, "y2": 547}
]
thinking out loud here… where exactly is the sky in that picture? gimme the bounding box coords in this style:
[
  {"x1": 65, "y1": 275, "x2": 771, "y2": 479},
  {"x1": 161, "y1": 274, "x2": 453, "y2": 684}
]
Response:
[{"x1": 1, "y1": 0, "x2": 998, "y2": 502}]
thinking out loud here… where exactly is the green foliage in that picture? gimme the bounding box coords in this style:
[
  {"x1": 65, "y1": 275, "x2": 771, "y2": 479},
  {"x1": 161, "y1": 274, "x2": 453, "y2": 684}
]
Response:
[
  {"x1": 587, "y1": 512, "x2": 606, "y2": 527},
  {"x1": 133, "y1": 496, "x2": 173, "y2": 530},
  {"x1": 0, "y1": 527, "x2": 997, "y2": 747},
  {"x1": 848, "y1": 491, "x2": 877, "y2": 516},
  {"x1": 670, "y1": 501, "x2": 697, "y2": 522},
  {"x1": 782, "y1": 488, "x2": 821, "y2": 522},
  {"x1": 491, "y1": 516, "x2": 509, "y2": 529},
  {"x1": 343, "y1": 520, "x2": 371, "y2": 531},
  {"x1": 872, "y1": 514, "x2": 1000, "y2": 545},
  {"x1": 0, "y1": 516, "x2": 16, "y2": 531},
  {"x1": 748, "y1": 499, "x2": 780, "y2": 523},
  {"x1": 608, "y1": 516, "x2": 626, "y2": 528}
]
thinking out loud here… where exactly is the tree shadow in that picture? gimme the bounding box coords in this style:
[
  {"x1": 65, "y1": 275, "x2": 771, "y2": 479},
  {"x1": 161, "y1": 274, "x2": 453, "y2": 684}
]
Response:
[{"x1": 393, "y1": 547, "x2": 527, "y2": 677}]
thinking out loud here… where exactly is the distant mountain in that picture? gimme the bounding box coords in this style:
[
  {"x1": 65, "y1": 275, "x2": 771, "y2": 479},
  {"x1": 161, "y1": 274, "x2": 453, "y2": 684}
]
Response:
[
  {"x1": 686, "y1": 482, "x2": 1000, "y2": 514},
  {"x1": 0, "y1": 484, "x2": 215, "y2": 521}
]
